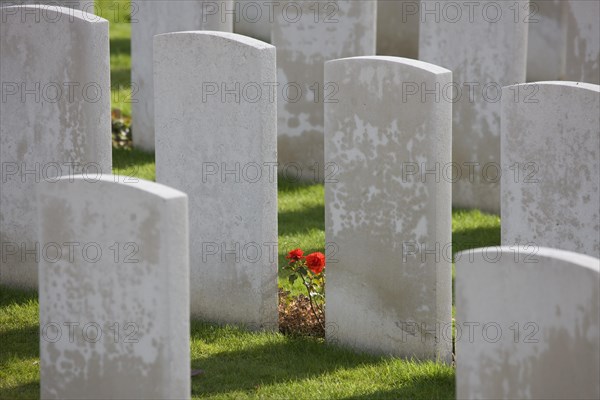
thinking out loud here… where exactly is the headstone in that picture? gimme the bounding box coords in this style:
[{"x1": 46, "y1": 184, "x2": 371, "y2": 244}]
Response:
[
  {"x1": 324, "y1": 56, "x2": 452, "y2": 361},
  {"x1": 419, "y1": 0, "x2": 529, "y2": 213},
  {"x1": 456, "y1": 246, "x2": 600, "y2": 399},
  {"x1": 565, "y1": 0, "x2": 600, "y2": 84},
  {"x1": 38, "y1": 176, "x2": 190, "y2": 399},
  {"x1": 0, "y1": 6, "x2": 111, "y2": 288},
  {"x1": 131, "y1": 0, "x2": 233, "y2": 151},
  {"x1": 0, "y1": 1, "x2": 83, "y2": 9},
  {"x1": 501, "y1": 81, "x2": 600, "y2": 258},
  {"x1": 154, "y1": 31, "x2": 278, "y2": 329},
  {"x1": 272, "y1": 0, "x2": 376, "y2": 182},
  {"x1": 526, "y1": 0, "x2": 568, "y2": 82},
  {"x1": 233, "y1": 0, "x2": 271, "y2": 43},
  {"x1": 376, "y1": 0, "x2": 419, "y2": 59}
]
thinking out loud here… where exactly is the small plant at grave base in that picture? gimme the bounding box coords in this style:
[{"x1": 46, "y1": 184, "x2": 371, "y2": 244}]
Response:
[{"x1": 281, "y1": 248, "x2": 326, "y2": 335}]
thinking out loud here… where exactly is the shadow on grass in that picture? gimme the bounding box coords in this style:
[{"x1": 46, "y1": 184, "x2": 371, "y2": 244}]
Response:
[
  {"x1": 191, "y1": 337, "x2": 370, "y2": 396},
  {"x1": 278, "y1": 204, "x2": 324, "y2": 237},
  {"x1": 339, "y1": 385, "x2": 454, "y2": 400},
  {"x1": 190, "y1": 322, "x2": 453, "y2": 399},
  {"x1": 110, "y1": 37, "x2": 130, "y2": 59},
  {"x1": 278, "y1": 175, "x2": 322, "y2": 194},
  {"x1": 452, "y1": 226, "x2": 501, "y2": 258},
  {"x1": 111, "y1": 68, "x2": 131, "y2": 89},
  {"x1": 0, "y1": 381, "x2": 39, "y2": 399},
  {"x1": 112, "y1": 147, "x2": 155, "y2": 169},
  {"x1": 0, "y1": 325, "x2": 39, "y2": 361},
  {"x1": 0, "y1": 285, "x2": 37, "y2": 308}
]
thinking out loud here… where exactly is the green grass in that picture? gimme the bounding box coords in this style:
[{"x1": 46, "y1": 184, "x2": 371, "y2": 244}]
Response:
[
  {"x1": 278, "y1": 177, "x2": 326, "y2": 295},
  {"x1": 0, "y1": 151, "x2": 499, "y2": 398},
  {"x1": 0, "y1": 286, "x2": 455, "y2": 399},
  {"x1": 452, "y1": 209, "x2": 501, "y2": 257},
  {"x1": 189, "y1": 321, "x2": 454, "y2": 399},
  {"x1": 96, "y1": 0, "x2": 132, "y2": 116},
  {"x1": 112, "y1": 147, "x2": 156, "y2": 181},
  {"x1": 0, "y1": 3, "x2": 502, "y2": 397}
]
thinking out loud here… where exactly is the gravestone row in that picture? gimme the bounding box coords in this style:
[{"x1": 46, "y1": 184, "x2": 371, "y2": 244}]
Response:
[{"x1": 1, "y1": 3, "x2": 599, "y2": 399}]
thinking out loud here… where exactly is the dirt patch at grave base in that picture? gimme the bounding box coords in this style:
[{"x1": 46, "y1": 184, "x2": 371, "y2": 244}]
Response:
[
  {"x1": 112, "y1": 109, "x2": 132, "y2": 149},
  {"x1": 278, "y1": 289, "x2": 325, "y2": 338}
]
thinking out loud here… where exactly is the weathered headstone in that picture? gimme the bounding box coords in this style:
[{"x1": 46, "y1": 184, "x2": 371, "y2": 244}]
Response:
[
  {"x1": 376, "y1": 0, "x2": 419, "y2": 59},
  {"x1": 38, "y1": 176, "x2": 190, "y2": 399},
  {"x1": 325, "y1": 56, "x2": 452, "y2": 361},
  {"x1": 419, "y1": 0, "x2": 529, "y2": 213},
  {"x1": 501, "y1": 81, "x2": 600, "y2": 258},
  {"x1": 272, "y1": 0, "x2": 376, "y2": 181},
  {"x1": 456, "y1": 246, "x2": 600, "y2": 399},
  {"x1": 0, "y1": 6, "x2": 111, "y2": 288},
  {"x1": 154, "y1": 31, "x2": 278, "y2": 329},
  {"x1": 233, "y1": 0, "x2": 271, "y2": 43},
  {"x1": 0, "y1": 1, "x2": 83, "y2": 9},
  {"x1": 526, "y1": 0, "x2": 568, "y2": 82},
  {"x1": 131, "y1": 0, "x2": 233, "y2": 151},
  {"x1": 565, "y1": 0, "x2": 600, "y2": 84}
]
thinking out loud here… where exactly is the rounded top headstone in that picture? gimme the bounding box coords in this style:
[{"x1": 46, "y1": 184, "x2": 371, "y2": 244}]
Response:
[
  {"x1": 154, "y1": 30, "x2": 273, "y2": 51},
  {"x1": 1, "y1": 5, "x2": 108, "y2": 25},
  {"x1": 326, "y1": 56, "x2": 452, "y2": 76},
  {"x1": 505, "y1": 80, "x2": 600, "y2": 93}
]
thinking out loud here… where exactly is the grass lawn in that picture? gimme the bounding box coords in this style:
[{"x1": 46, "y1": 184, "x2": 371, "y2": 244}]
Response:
[
  {"x1": 0, "y1": 2, "x2": 501, "y2": 398},
  {"x1": 96, "y1": 0, "x2": 132, "y2": 116},
  {"x1": 0, "y1": 151, "x2": 499, "y2": 398}
]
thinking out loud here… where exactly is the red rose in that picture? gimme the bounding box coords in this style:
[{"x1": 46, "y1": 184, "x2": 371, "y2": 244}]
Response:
[
  {"x1": 305, "y1": 252, "x2": 325, "y2": 274},
  {"x1": 286, "y1": 248, "x2": 304, "y2": 263}
]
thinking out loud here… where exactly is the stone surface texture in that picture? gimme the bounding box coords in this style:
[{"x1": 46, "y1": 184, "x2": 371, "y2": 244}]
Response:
[
  {"x1": 131, "y1": 0, "x2": 233, "y2": 151},
  {"x1": 456, "y1": 246, "x2": 600, "y2": 399},
  {"x1": 565, "y1": 0, "x2": 600, "y2": 84},
  {"x1": 233, "y1": 0, "x2": 271, "y2": 42},
  {"x1": 325, "y1": 56, "x2": 452, "y2": 361},
  {"x1": 0, "y1": 6, "x2": 111, "y2": 288},
  {"x1": 0, "y1": 1, "x2": 83, "y2": 9},
  {"x1": 272, "y1": 0, "x2": 376, "y2": 181},
  {"x1": 419, "y1": 0, "x2": 529, "y2": 213},
  {"x1": 154, "y1": 31, "x2": 278, "y2": 329},
  {"x1": 38, "y1": 176, "x2": 190, "y2": 399},
  {"x1": 501, "y1": 81, "x2": 600, "y2": 258},
  {"x1": 526, "y1": 0, "x2": 568, "y2": 82},
  {"x1": 376, "y1": 0, "x2": 419, "y2": 59}
]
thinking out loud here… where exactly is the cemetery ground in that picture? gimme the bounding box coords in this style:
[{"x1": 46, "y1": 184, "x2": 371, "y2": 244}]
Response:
[
  {"x1": 1, "y1": 2, "x2": 499, "y2": 398},
  {"x1": 0, "y1": 147, "x2": 499, "y2": 399}
]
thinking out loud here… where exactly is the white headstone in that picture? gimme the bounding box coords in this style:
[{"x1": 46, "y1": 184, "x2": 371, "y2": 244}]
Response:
[
  {"x1": 233, "y1": 0, "x2": 270, "y2": 43},
  {"x1": 526, "y1": 0, "x2": 568, "y2": 82},
  {"x1": 272, "y1": 0, "x2": 377, "y2": 181},
  {"x1": 131, "y1": 0, "x2": 233, "y2": 151},
  {"x1": 325, "y1": 56, "x2": 453, "y2": 361},
  {"x1": 154, "y1": 31, "x2": 278, "y2": 329},
  {"x1": 565, "y1": 0, "x2": 600, "y2": 84},
  {"x1": 38, "y1": 176, "x2": 190, "y2": 399},
  {"x1": 376, "y1": 0, "x2": 419, "y2": 59},
  {"x1": 501, "y1": 81, "x2": 600, "y2": 258},
  {"x1": 456, "y1": 246, "x2": 600, "y2": 399},
  {"x1": 419, "y1": 0, "x2": 529, "y2": 213},
  {"x1": 0, "y1": 0, "x2": 83, "y2": 9},
  {"x1": 0, "y1": 6, "x2": 111, "y2": 288}
]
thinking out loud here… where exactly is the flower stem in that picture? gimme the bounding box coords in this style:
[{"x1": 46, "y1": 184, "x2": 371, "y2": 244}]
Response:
[{"x1": 299, "y1": 273, "x2": 325, "y2": 332}]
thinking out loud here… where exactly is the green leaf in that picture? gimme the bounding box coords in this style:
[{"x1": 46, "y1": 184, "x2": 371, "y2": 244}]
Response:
[{"x1": 288, "y1": 274, "x2": 298, "y2": 284}]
